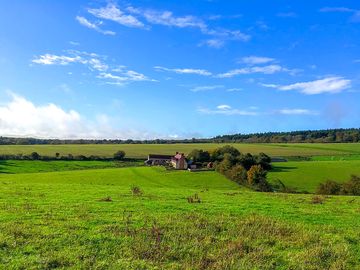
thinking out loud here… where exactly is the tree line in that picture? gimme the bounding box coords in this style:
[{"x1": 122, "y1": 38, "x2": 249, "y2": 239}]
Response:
[{"x1": 0, "y1": 128, "x2": 359, "y2": 145}]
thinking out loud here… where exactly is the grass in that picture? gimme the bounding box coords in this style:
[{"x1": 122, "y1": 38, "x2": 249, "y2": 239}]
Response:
[
  {"x1": 1, "y1": 166, "x2": 360, "y2": 269},
  {"x1": 269, "y1": 160, "x2": 360, "y2": 192},
  {"x1": 1, "y1": 142, "x2": 360, "y2": 158},
  {"x1": 0, "y1": 160, "x2": 143, "y2": 174}
]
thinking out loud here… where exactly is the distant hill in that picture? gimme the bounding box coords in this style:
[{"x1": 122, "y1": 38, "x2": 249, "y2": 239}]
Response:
[{"x1": 0, "y1": 128, "x2": 359, "y2": 145}]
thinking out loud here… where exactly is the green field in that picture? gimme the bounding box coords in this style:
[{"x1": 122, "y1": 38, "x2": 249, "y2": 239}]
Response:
[
  {"x1": 0, "y1": 160, "x2": 143, "y2": 174},
  {"x1": 1, "y1": 166, "x2": 360, "y2": 269},
  {"x1": 269, "y1": 160, "x2": 360, "y2": 192},
  {"x1": 1, "y1": 142, "x2": 360, "y2": 158}
]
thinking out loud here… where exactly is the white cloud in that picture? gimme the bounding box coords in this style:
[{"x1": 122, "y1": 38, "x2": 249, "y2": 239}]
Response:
[
  {"x1": 241, "y1": 56, "x2": 275, "y2": 65},
  {"x1": 190, "y1": 85, "x2": 224, "y2": 92},
  {"x1": 320, "y1": 7, "x2": 360, "y2": 23},
  {"x1": 262, "y1": 77, "x2": 351, "y2": 95},
  {"x1": 217, "y1": 65, "x2": 286, "y2": 78},
  {"x1": 88, "y1": 4, "x2": 144, "y2": 28},
  {"x1": 32, "y1": 51, "x2": 154, "y2": 85},
  {"x1": 86, "y1": 3, "x2": 250, "y2": 48},
  {"x1": 0, "y1": 93, "x2": 171, "y2": 139},
  {"x1": 277, "y1": 109, "x2": 318, "y2": 115},
  {"x1": 154, "y1": 66, "x2": 212, "y2": 76},
  {"x1": 134, "y1": 8, "x2": 206, "y2": 29},
  {"x1": 197, "y1": 107, "x2": 258, "y2": 116},
  {"x1": 76, "y1": 16, "x2": 115, "y2": 35},
  {"x1": 226, "y1": 88, "x2": 242, "y2": 92},
  {"x1": 32, "y1": 54, "x2": 82, "y2": 65},
  {"x1": 217, "y1": 104, "x2": 231, "y2": 110}
]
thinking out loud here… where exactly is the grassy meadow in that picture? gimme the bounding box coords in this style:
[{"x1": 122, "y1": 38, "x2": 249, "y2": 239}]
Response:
[
  {"x1": 1, "y1": 142, "x2": 360, "y2": 158},
  {"x1": 1, "y1": 143, "x2": 360, "y2": 268},
  {"x1": 1, "y1": 167, "x2": 360, "y2": 269},
  {"x1": 268, "y1": 160, "x2": 360, "y2": 192}
]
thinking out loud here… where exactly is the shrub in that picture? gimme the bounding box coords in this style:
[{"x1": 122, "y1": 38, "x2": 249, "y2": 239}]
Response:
[
  {"x1": 316, "y1": 180, "x2": 341, "y2": 195},
  {"x1": 187, "y1": 193, "x2": 201, "y2": 203},
  {"x1": 211, "y1": 145, "x2": 240, "y2": 161},
  {"x1": 215, "y1": 153, "x2": 234, "y2": 175},
  {"x1": 341, "y1": 175, "x2": 360, "y2": 196},
  {"x1": 114, "y1": 150, "x2": 126, "y2": 160},
  {"x1": 256, "y1": 152, "x2": 272, "y2": 170},
  {"x1": 30, "y1": 152, "x2": 40, "y2": 160},
  {"x1": 187, "y1": 149, "x2": 211, "y2": 163},
  {"x1": 311, "y1": 196, "x2": 325, "y2": 204},
  {"x1": 228, "y1": 164, "x2": 247, "y2": 184},
  {"x1": 247, "y1": 165, "x2": 272, "y2": 192},
  {"x1": 237, "y1": 153, "x2": 257, "y2": 170},
  {"x1": 131, "y1": 185, "x2": 143, "y2": 196}
]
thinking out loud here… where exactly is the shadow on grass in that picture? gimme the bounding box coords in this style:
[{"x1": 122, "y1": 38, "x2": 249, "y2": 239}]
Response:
[
  {"x1": 0, "y1": 160, "x2": 16, "y2": 174},
  {"x1": 270, "y1": 166, "x2": 298, "y2": 173}
]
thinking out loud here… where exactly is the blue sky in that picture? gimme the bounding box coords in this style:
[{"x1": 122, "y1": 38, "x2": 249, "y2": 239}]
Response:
[{"x1": 0, "y1": 0, "x2": 359, "y2": 139}]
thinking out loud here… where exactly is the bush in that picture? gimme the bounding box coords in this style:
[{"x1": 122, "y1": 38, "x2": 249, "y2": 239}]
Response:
[
  {"x1": 256, "y1": 152, "x2": 272, "y2": 170},
  {"x1": 247, "y1": 165, "x2": 272, "y2": 192},
  {"x1": 316, "y1": 180, "x2": 341, "y2": 195},
  {"x1": 211, "y1": 145, "x2": 240, "y2": 161},
  {"x1": 228, "y1": 164, "x2": 247, "y2": 184},
  {"x1": 114, "y1": 150, "x2": 126, "y2": 160},
  {"x1": 341, "y1": 175, "x2": 360, "y2": 196},
  {"x1": 187, "y1": 149, "x2": 211, "y2": 163},
  {"x1": 215, "y1": 153, "x2": 235, "y2": 175},
  {"x1": 30, "y1": 152, "x2": 40, "y2": 160}
]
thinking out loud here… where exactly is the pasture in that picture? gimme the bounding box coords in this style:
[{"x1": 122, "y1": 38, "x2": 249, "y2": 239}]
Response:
[
  {"x1": 0, "y1": 167, "x2": 360, "y2": 269},
  {"x1": 1, "y1": 142, "x2": 360, "y2": 158},
  {"x1": 268, "y1": 160, "x2": 360, "y2": 192}
]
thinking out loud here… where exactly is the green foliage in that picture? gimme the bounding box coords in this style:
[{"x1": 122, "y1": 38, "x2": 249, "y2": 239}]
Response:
[
  {"x1": 247, "y1": 165, "x2": 272, "y2": 192},
  {"x1": 316, "y1": 180, "x2": 342, "y2": 195},
  {"x1": 211, "y1": 145, "x2": 240, "y2": 161},
  {"x1": 341, "y1": 175, "x2": 360, "y2": 196},
  {"x1": 30, "y1": 151, "x2": 40, "y2": 160},
  {"x1": 227, "y1": 164, "x2": 247, "y2": 184},
  {"x1": 187, "y1": 149, "x2": 211, "y2": 163},
  {"x1": 113, "y1": 150, "x2": 126, "y2": 160}
]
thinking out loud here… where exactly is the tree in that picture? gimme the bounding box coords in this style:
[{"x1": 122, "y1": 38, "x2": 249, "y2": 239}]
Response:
[
  {"x1": 211, "y1": 145, "x2": 240, "y2": 161},
  {"x1": 228, "y1": 164, "x2": 247, "y2": 184},
  {"x1": 187, "y1": 149, "x2": 211, "y2": 163},
  {"x1": 256, "y1": 152, "x2": 272, "y2": 170},
  {"x1": 247, "y1": 165, "x2": 272, "y2": 192},
  {"x1": 114, "y1": 150, "x2": 126, "y2": 160},
  {"x1": 215, "y1": 153, "x2": 234, "y2": 175},
  {"x1": 30, "y1": 152, "x2": 40, "y2": 160}
]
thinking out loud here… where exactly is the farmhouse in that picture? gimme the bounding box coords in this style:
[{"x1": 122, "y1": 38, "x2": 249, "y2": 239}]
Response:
[
  {"x1": 145, "y1": 154, "x2": 173, "y2": 166},
  {"x1": 171, "y1": 152, "x2": 188, "y2": 170},
  {"x1": 145, "y1": 152, "x2": 188, "y2": 170}
]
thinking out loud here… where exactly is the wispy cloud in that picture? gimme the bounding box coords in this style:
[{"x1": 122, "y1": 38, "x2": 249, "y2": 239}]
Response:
[
  {"x1": 261, "y1": 76, "x2": 351, "y2": 95},
  {"x1": 191, "y1": 85, "x2": 224, "y2": 92},
  {"x1": 154, "y1": 66, "x2": 212, "y2": 76},
  {"x1": 76, "y1": 16, "x2": 115, "y2": 35},
  {"x1": 320, "y1": 7, "x2": 360, "y2": 23},
  {"x1": 198, "y1": 105, "x2": 259, "y2": 116},
  {"x1": 240, "y1": 56, "x2": 275, "y2": 65},
  {"x1": 32, "y1": 51, "x2": 108, "y2": 71},
  {"x1": 84, "y1": 3, "x2": 250, "y2": 48},
  {"x1": 88, "y1": 3, "x2": 145, "y2": 28},
  {"x1": 32, "y1": 50, "x2": 154, "y2": 85},
  {"x1": 217, "y1": 65, "x2": 290, "y2": 78},
  {"x1": 277, "y1": 108, "x2": 318, "y2": 115}
]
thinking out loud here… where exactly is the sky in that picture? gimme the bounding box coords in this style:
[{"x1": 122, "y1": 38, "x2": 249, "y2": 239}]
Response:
[{"x1": 0, "y1": 0, "x2": 359, "y2": 139}]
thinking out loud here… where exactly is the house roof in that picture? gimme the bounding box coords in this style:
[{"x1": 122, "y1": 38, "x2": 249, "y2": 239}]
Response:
[
  {"x1": 148, "y1": 154, "x2": 173, "y2": 160},
  {"x1": 173, "y1": 153, "x2": 185, "y2": 160}
]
